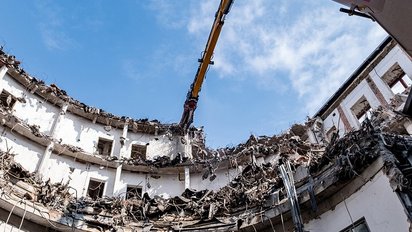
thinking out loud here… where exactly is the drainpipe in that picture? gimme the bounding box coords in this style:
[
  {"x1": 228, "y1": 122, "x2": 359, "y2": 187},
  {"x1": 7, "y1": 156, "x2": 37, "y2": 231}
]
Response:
[
  {"x1": 184, "y1": 167, "x2": 190, "y2": 189},
  {"x1": 0, "y1": 66, "x2": 8, "y2": 83},
  {"x1": 119, "y1": 118, "x2": 129, "y2": 159},
  {"x1": 113, "y1": 119, "x2": 129, "y2": 196},
  {"x1": 50, "y1": 102, "x2": 69, "y2": 138},
  {"x1": 184, "y1": 134, "x2": 192, "y2": 189}
]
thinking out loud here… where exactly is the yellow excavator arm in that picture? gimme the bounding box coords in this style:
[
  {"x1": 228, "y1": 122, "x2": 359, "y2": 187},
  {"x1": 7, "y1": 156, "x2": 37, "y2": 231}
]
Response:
[{"x1": 179, "y1": 0, "x2": 234, "y2": 132}]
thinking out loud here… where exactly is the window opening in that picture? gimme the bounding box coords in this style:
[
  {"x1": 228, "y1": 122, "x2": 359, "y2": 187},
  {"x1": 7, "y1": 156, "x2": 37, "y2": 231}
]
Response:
[
  {"x1": 0, "y1": 90, "x2": 17, "y2": 109},
  {"x1": 340, "y1": 217, "x2": 370, "y2": 232},
  {"x1": 381, "y1": 63, "x2": 412, "y2": 95},
  {"x1": 87, "y1": 179, "x2": 105, "y2": 200},
  {"x1": 326, "y1": 126, "x2": 337, "y2": 143},
  {"x1": 131, "y1": 144, "x2": 147, "y2": 160},
  {"x1": 97, "y1": 138, "x2": 113, "y2": 156},
  {"x1": 390, "y1": 74, "x2": 412, "y2": 95},
  {"x1": 351, "y1": 96, "x2": 372, "y2": 124},
  {"x1": 126, "y1": 185, "x2": 142, "y2": 199}
]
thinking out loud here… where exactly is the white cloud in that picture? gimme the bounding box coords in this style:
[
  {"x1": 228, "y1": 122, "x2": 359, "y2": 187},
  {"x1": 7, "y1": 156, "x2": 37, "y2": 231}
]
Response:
[
  {"x1": 186, "y1": 0, "x2": 387, "y2": 114},
  {"x1": 187, "y1": 1, "x2": 216, "y2": 34},
  {"x1": 122, "y1": 44, "x2": 194, "y2": 84},
  {"x1": 147, "y1": 0, "x2": 193, "y2": 29},
  {"x1": 35, "y1": 0, "x2": 75, "y2": 51},
  {"x1": 40, "y1": 28, "x2": 74, "y2": 51}
]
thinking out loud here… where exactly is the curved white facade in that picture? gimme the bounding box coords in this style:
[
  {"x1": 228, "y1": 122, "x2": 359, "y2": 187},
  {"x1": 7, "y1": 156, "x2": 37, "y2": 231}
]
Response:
[{"x1": 0, "y1": 61, "x2": 236, "y2": 200}]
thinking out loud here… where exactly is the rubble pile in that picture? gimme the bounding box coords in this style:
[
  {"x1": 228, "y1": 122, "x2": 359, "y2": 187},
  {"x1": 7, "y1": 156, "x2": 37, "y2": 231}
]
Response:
[
  {"x1": 0, "y1": 105, "x2": 412, "y2": 230},
  {"x1": 118, "y1": 152, "x2": 190, "y2": 168},
  {"x1": 37, "y1": 179, "x2": 71, "y2": 209},
  {"x1": 309, "y1": 118, "x2": 379, "y2": 177},
  {"x1": 0, "y1": 151, "x2": 36, "y2": 184},
  {"x1": 57, "y1": 110, "x2": 412, "y2": 230},
  {"x1": 191, "y1": 126, "x2": 325, "y2": 179}
]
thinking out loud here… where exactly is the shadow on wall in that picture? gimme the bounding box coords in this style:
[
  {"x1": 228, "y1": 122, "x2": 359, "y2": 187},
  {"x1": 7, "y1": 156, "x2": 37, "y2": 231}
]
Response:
[{"x1": 24, "y1": 95, "x2": 59, "y2": 134}]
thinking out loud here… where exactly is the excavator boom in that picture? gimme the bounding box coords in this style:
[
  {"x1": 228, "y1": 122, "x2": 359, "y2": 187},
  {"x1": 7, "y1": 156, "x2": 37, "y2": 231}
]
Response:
[{"x1": 179, "y1": 0, "x2": 234, "y2": 132}]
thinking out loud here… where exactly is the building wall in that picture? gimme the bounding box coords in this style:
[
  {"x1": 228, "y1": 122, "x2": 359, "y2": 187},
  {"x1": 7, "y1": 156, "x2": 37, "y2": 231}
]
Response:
[
  {"x1": 56, "y1": 113, "x2": 123, "y2": 156},
  {"x1": 0, "y1": 66, "x2": 217, "y2": 200},
  {"x1": 321, "y1": 45, "x2": 412, "y2": 137},
  {"x1": 1, "y1": 73, "x2": 59, "y2": 135},
  {"x1": 43, "y1": 153, "x2": 117, "y2": 197},
  {"x1": 119, "y1": 171, "x2": 186, "y2": 198},
  {"x1": 118, "y1": 170, "x2": 148, "y2": 197},
  {"x1": 0, "y1": 129, "x2": 43, "y2": 173},
  {"x1": 305, "y1": 171, "x2": 410, "y2": 232},
  {"x1": 190, "y1": 167, "x2": 240, "y2": 191},
  {"x1": 126, "y1": 131, "x2": 179, "y2": 160},
  {"x1": 340, "y1": 79, "x2": 381, "y2": 128},
  {"x1": 146, "y1": 173, "x2": 185, "y2": 198}
]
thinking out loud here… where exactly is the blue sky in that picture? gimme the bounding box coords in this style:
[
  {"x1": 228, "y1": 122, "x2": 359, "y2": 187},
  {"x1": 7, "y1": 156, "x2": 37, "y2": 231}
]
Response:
[{"x1": 0, "y1": 1, "x2": 386, "y2": 148}]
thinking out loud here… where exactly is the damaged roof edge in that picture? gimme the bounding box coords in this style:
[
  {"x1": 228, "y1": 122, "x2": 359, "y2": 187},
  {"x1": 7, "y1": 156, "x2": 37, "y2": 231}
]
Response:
[
  {"x1": 313, "y1": 36, "x2": 393, "y2": 119},
  {"x1": 0, "y1": 51, "x2": 191, "y2": 136}
]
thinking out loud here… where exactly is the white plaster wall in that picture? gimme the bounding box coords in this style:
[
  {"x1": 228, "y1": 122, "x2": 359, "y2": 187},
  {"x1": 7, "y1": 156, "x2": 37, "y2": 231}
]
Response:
[
  {"x1": 43, "y1": 154, "x2": 116, "y2": 197},
  {"x1": 126, "y1": 132, "x2": 179, "y2": 160},
  {"x1": 373, "y1": 45, "x2": 412, "y2": 80},
  {"x1": 323, "y1": 108, "x2": 346, "y2": 137},
  {"x1": 55, "y1": 112, "x2": 179, "y2": 159},
  {"x1": 146, "y1": 173, "x2": 185, "y2": 198},
  {"x1": 305, "y1": 171, "x2": 410, "y2": 232},
  {"x1": 369, "y1": 47, "x2": 399, "y2": 102},
  {"x1": 191, "y1": 168, "x2": 240, "y2": 191},
  {"x1": 119, "y1": 171, "x2": 186, "y2": 198},
  {"x1": 0, "y1": 130, "x2": 43, "y2": 173},
  {"x1": 369, "y1": 45, "x2": 412, "y2": 102},
  {"x1": 117, "y1": 171, "x2": 147, "y2": 198},
  {"x1": 0, "y1": 73, "x2": 187, "y2": 199},
  {"x1": 0, "y1": 74, "x2": 59, "y2": 134},
  {"x1": 340, "y1": 80, "x2": 381, "y2": 129},
  {"x1": 321, "y1": 81, "x2": 382, "y2": 135},
  {"x1": 322, "y1": 45, "x2": 412, "y2": 135},
  {"x1": 55, "y1": 113, "x2": 123, "y2": 156},
  {"x1": 0, "y1": 221, "x2": 23, "y2": 232}
]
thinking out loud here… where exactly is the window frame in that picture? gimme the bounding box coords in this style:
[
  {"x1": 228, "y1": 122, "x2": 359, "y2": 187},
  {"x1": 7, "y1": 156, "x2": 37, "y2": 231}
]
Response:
[
  {"x1": 389, "y1": 74, "x2": 412, "y2": 95},
  {"x1": 351, "y1": 96, "x2": 372, "y2": 124},
  {"x1": 86, "y1": 178, "x2": 106, "y2": 200},
  {"x1": 326, "y1": 126, "x2": 337, "y2": 143},
  {"x1": 339, "y1": 217, "x2": 370, "y2": 232},
  {"x1": 0, "y1": 89, "x2": 17, "y2": 109},
  {"x1": 96, "y1": 137, "x2": 113, "y2": 156},
  {"x1": 126, "y1": 185, "x2": 143, "y2": 199},
  {"x1": 130, "y1": 143, "x2": 147, "y2": 160},
  {"x1": 380, "y1": 63, "x2": 411, "y2": 95}
]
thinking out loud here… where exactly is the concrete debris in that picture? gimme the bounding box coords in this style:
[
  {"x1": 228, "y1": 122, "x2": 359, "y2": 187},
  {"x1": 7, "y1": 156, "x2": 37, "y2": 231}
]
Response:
[
  {"x1": 119, "y1": 152, "x2": 189, "y2": 168},
  {"x1": 28, "y1": 124, "x2": 43, "y2": 137},
  {"x1": 190, "y1": 126, "x2": 324, "y2": 173},
  {"x1": 62, "y1": 144, "x2": 84, "y2": 153},
  {"x1": 38, "y1": 179, "x2": 71, "y2": 209}
]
